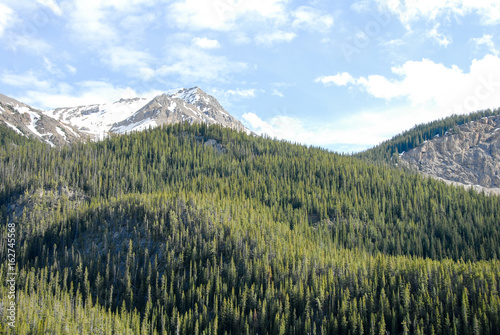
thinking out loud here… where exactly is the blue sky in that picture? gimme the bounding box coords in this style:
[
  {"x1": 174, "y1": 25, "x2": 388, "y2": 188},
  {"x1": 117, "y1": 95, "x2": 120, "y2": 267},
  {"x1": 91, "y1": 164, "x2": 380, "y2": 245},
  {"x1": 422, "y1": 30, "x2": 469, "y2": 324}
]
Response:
[{"x1": 1, "y1": 0, "x2": 500, "y2": 152}]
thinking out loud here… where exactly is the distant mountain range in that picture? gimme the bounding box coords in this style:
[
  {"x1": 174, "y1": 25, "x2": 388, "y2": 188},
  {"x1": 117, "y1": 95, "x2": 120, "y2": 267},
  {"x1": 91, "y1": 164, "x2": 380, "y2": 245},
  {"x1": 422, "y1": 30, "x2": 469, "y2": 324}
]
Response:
[{"x1": 0, "y1": 87, "x2": 249, "y2": 146}]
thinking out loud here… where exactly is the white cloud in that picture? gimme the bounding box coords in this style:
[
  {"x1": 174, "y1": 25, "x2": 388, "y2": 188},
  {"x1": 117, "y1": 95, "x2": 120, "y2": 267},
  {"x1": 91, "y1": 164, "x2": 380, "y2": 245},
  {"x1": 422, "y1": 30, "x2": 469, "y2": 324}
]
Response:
[
  {"x1": 66, "y1": 64, "x2": 77, "y2": 74},
  {"x1": 37, "y1": 0, "x2": 62, "y2": 16},
  {"x1": 24, "y1": 81, "x2": 144, "y2": 109},
  {"x1": 157, "y1": 46, "x2": 248, "y2": 83},
  {"x1": 472, "y1": 34, "x2": 498, "y2": 56},
  {"x1": 224, "y1": 88, "x2": 256, "y2": 98},
  {"x1": 5, "y1": 34, "x2": 51, "y2": 53},
  {"x1": 292, "y1": 6, "x2": 334, "y2": 32},
  {"x1": 192, "y1": 37, "x2": 221, "y2": 49},
  {"x1": 255, "y1": 31, "x2": 296, "y2": 45},
  {"x1": 1, "y1": 71, "x2": 51, "y2": 91},
  {"x1": 0, "y1": 70, "x2": 161, "y2": 109},
  {"x1": 272, "y1": 89, "x2": 284, "y2": 97},
  {"x1": 103, "y1": 46, "x2": 156, "y2": 80},
  {"x1": 0, "y1": 3, "x2": 13, "y2": 38},
  {"x1": 242, "y1": 112, "x2": 394, "y2": 152},
  {"x1": 66, "y1": 0, "x2": 158, "y2": 46},
  {"x1": 427, "y1": 24, "x2": 451, "y2": 47},
  {"x1": 315, "y1": 73, "x2": 355, "y2": 86},
  {"x1": 318, "y1": 55, "x2": 500, "y2": 115},
  {"x1": 66, "y1": 0, "x2": 118, "y2": 46},
  {"x1": 167, "y1": 0, "x2": 288, "y2": 31},
  {"x1": 373, "y1": 0, "x2": 500, "y2": 26}
]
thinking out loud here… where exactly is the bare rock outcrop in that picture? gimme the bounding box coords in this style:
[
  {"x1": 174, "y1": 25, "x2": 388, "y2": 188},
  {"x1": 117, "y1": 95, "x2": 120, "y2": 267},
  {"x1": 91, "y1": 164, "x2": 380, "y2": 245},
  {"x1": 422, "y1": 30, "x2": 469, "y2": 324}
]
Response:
[{"x1": 401, "y1": 116, "x2": 500, "y2": 192}]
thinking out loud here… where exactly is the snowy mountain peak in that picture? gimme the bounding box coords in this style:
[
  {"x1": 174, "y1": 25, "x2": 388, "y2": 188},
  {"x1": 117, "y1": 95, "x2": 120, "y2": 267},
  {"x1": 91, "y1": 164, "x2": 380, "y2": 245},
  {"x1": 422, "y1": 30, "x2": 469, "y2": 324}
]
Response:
[
  {"x1": 1, "y1": 88, "x2": 249, "y2": 145},
  {"x1": 168, "y1": 87, "x2": 203, "y2": 105},
  {"x1": 110, "y1": 87, "x2": 248, "y2": 134}
]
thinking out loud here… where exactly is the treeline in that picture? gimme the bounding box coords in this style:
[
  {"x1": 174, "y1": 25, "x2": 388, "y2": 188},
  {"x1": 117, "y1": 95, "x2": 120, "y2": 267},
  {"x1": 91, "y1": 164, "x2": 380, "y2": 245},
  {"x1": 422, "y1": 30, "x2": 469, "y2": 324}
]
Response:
[
  {"x1": 0, "y1": 122, "x2": 499, "y2": 334},
  {"x1": 357, "y1": 108, "x2": 500, "y2": 164}
]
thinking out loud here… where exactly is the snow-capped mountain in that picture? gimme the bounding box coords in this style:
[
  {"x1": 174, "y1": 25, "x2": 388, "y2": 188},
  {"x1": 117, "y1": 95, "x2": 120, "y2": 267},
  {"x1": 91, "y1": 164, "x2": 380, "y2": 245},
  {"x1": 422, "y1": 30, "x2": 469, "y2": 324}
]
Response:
[
  {"x1": 111, "y1": 87, "x2": 248, "y2": 134},
  {"x1": 0, "y1": 93, "x2": 86, "y2": 146},
  {"x1": 46, "y1": 97, "x2": 150, "y2": 140},
  {"x1": 0, "y1": 87, "x2": 250, "y2": 146}
]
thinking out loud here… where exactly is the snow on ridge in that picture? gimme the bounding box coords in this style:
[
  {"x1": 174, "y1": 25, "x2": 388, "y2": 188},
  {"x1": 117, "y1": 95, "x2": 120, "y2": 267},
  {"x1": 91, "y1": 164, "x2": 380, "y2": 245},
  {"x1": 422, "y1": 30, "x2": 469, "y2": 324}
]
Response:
[
  {"x1": 3, "y1": 121, "x2": 24, "y2": 136},
  {"x1": 21, "y1": 108, "x2": 45, "y2": 138},
  {"x1": 46, "y1": 98, "x2": 150, "y2": 136},
  {"x1": 113, "y1": 118, "x2": 158, "y2": 134},
  {"x1": 61, "y1": 123, "x2": 80, "y2": 138},
  {"x1": 55, "y1": 126, "x2": 67, "y2": 140}
]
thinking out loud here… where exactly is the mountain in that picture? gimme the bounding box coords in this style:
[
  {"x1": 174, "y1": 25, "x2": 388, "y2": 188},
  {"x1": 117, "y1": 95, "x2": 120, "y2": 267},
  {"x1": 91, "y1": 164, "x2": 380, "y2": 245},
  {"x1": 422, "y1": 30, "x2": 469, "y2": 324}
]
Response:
[
  {"x1": 46, "y1": 97, "x2": 150, "y2": 140},
  {"x1": 2, "y1": 122, "x2": 500, "y2": 334},
  {"x1": 110, "y1": 87, "x2": 248, "y2": 134},
  {"x1": 356, "y1": 108, "x2": 500, "y2": 164},
  {"x1": 43, "y1": 87, "x2": 249, "y2": 139},
  {"x1": 0, "y1": 93, "x2": 86, "y2": 146},
  {"x1": 357, "y1": 108, "x2": 500, "y2": 193},
  {"x1": 400, "y1": 115, "x2": 500, "y2": 193}
]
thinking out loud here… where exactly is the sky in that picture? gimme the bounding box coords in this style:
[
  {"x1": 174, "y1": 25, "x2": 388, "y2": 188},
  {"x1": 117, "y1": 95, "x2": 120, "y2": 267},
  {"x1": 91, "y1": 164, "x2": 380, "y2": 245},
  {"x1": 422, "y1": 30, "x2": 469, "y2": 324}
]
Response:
[{"x1": 1, "y1": 0, "x2": 500, "y2": 153}]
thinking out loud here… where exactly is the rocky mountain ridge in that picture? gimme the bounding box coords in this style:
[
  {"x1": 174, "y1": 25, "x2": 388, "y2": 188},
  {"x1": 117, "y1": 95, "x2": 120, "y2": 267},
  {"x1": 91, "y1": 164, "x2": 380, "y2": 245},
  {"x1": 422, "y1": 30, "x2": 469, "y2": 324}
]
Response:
[
  {"x1": 0, "y1": 93, "x2": 87, "y2": 146},
  {"x1": 0, "y1": 87, "x2": 249, "y2": 145},
  {"x1": 111, "y1": 87, "x2": 248, "y2": 134},
  {"x1": 400, "y1": 115, "x2": 500, "y2": 193}
]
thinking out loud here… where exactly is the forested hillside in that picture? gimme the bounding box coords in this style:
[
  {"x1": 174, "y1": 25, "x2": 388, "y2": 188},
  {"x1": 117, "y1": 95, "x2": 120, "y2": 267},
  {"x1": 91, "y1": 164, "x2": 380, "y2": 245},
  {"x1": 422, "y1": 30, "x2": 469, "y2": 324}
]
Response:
[
  {"x1": 357, "y1": 108, "x2": 500, "y2": 164},
  {"x1": 1, "y1": 123, "x2": 499, "y2": 334}
]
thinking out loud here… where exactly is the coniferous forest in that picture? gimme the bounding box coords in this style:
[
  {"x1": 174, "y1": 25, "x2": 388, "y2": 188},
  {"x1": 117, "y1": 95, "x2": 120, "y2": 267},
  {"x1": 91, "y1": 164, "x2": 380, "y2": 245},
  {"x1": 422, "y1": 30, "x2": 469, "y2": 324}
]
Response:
[{"x1": 1, "y1": 121, "x2": 500, "y2": 334}]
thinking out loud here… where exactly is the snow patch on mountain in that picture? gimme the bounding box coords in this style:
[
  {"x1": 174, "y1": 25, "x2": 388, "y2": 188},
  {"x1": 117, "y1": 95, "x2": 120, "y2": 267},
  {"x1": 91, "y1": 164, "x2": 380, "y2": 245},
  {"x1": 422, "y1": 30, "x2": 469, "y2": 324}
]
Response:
[
  {"x1": 3, "y1": 121, "x2": 24, "y2": 136},
  {"x1": 47, "y1": 97, "x2": 149, "y2": 138}
]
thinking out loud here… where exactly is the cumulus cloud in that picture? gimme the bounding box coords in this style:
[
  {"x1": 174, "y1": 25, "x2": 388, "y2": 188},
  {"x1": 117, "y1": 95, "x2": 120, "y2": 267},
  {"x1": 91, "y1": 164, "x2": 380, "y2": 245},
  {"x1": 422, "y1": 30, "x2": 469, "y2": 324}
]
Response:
[
  {"x1": 242, "y1": 111, "x2": 400, "y2": 152},
  {"x1": 427, "y1": 24, "x2": 452, "y2": 47},
  {"x1": 315, "y1": 73, "x2": 355, "y2": 86},
  {"x1": 472, "y1": 34, "x2": 498, "y2": 56},
  {"x1": 192, "y1": 37, "x2": 221, "y2": 49},
  {"x1": 317, "y1": 55, "x2": 500, "y2": 116}
]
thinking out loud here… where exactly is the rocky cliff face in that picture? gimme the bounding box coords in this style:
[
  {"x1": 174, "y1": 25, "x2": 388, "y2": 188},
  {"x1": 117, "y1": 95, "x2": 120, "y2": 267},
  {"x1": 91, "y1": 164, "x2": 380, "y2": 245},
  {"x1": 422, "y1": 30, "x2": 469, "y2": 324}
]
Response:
[
  {"x1": 401, "y1": 116, "x2": 500, "y2": 192},
  {"x1": 0, "y1": 93, "x2": 86, "y2": 146}
]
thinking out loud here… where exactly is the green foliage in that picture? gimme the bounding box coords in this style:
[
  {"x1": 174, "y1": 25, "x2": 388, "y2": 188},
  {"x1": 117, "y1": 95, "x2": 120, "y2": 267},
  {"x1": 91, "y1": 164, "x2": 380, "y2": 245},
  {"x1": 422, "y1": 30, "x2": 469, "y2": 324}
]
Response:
[{"x1": 0, "y1": 122, "x2": 499, "y2": 334}]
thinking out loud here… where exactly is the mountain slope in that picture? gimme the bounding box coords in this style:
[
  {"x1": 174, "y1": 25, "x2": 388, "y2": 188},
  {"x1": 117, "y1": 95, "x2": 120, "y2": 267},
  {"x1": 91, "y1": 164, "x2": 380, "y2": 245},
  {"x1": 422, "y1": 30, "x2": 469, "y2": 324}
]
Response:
[
  {"x1": 401, "y1": 115, "x2": 500, "y2": 192},
  {"x1": 41, "y1": 87, "x2": 249, "y2": 139},
  {"x1": 0, "y1": 93, "x2": 86, "y2": 146},
  {"x1": 1, "y1": 123, "x2": 499, "y2": 334},
  {"x1": 357, "y1": 108, "x2": 500, "y2": 164},
  {"x1": 46, "y1": 97, "x2": 150, "y2": 139},
  {"x1": 110, "y1": 87, "x2": 248, "y2": 134}
]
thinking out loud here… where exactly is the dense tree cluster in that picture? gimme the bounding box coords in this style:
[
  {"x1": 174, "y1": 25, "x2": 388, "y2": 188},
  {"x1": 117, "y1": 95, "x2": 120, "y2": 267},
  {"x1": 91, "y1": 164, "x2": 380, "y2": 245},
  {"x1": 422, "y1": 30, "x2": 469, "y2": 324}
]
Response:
[{"x1": 0, "y1": 122, "x2": 499, "y2": 334}]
